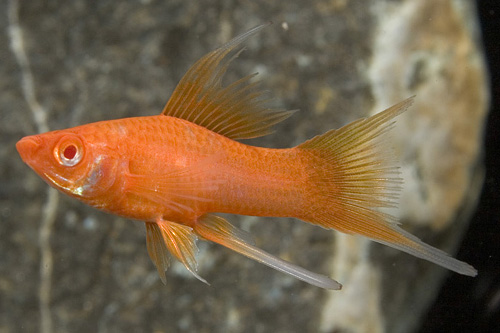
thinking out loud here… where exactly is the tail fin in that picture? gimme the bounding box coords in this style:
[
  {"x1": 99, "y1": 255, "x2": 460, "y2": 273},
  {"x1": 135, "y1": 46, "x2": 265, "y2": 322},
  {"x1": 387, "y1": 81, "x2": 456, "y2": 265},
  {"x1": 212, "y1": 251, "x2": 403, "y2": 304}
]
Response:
[{"x1": 298, "y1": 97, "x2": 477, "y2": 276}]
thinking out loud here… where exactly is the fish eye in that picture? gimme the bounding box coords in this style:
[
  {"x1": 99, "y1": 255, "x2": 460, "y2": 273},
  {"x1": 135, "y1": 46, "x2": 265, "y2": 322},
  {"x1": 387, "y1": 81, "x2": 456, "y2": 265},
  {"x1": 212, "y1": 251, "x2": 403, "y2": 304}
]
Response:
[
  {"x1": 55, "y1": 136, "x2": 84, "y2": 167},
  {"x1": 63, "y1": 145, "x2": 77, "y2": 160}
]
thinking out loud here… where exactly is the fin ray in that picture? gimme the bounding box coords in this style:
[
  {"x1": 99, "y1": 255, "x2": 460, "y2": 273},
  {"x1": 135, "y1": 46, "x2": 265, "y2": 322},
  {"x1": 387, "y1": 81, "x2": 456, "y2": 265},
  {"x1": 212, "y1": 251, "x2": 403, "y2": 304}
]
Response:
[
  {"x1": 145, "y1": 222, "x2": 170, "y2": 284},
  {"x1": 157, "y1": 219, "x2": 208, "y2": 284},
  {"x1": 300, "y1": 97, "x2": 477, "y2": 276},
  {"x1": 125, "y1": 155, "x2": 221, "y2": 214},
  {"x1": 194, "y1": 214, "x2": 342, "y2": 290},
  {"x1": 162, "y1": 23, "x2": 294, "y2": 139},
  {"x1": 146, "y1": 220, "x2": 208, "y2": 284}
]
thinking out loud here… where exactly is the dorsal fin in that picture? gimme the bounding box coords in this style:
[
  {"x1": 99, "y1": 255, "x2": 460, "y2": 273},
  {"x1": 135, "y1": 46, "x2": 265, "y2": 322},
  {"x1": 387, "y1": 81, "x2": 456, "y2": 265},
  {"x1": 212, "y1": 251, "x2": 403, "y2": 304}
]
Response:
[{"x1": 161, "y1": 23, "x2": 295, "y2": 140}]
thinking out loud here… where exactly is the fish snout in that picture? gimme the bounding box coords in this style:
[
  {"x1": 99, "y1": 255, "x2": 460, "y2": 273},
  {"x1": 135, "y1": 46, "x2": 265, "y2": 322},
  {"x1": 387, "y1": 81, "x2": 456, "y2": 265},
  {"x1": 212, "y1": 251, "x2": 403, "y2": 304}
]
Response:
[{"x1": 16, "y1": 136, "x2": 42, "y2": 164}]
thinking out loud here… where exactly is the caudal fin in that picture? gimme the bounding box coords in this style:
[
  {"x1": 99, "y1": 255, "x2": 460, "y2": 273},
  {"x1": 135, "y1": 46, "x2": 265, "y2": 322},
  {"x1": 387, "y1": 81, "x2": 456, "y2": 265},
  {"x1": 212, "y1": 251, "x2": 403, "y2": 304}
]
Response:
[{"x1": 298, "y1": 97, "x2": 477, "y2": 276}]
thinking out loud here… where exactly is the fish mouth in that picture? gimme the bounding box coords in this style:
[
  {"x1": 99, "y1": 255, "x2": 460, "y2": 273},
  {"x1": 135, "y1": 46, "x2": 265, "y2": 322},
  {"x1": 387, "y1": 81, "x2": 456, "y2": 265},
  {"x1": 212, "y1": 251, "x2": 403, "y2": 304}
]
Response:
[{"x1": 16, "y1": 135, "x2": 42, "y2": 165}]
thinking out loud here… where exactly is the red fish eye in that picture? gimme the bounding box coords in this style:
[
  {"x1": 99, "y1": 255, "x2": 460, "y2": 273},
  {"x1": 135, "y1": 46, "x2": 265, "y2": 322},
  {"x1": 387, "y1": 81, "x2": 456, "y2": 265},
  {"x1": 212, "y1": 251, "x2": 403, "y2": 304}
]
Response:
[
  {"x1": 56, "y1": 136, "x2": 84, "y2": 167},
  {"x1": 63, "y1": 145, "x2": 77, "y2": 160}
]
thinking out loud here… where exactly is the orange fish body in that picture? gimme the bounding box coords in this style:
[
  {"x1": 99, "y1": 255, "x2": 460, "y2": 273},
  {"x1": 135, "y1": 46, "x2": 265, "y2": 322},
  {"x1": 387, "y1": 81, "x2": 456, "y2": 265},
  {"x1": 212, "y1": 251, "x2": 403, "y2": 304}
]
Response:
[
  {"x1": 16, "y1": 23, "x2": 477, "y2": 289},
  {"x1": 57, "y1": 115, "x2": 308, "y2": 223}
]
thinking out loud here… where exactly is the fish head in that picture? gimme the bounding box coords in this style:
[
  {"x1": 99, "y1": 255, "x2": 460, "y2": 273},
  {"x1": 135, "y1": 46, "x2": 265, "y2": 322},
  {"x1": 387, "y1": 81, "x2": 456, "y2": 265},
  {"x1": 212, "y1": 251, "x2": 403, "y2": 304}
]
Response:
[{"x1": 16, "y1": 128, "x2": 120, "y2": 200}]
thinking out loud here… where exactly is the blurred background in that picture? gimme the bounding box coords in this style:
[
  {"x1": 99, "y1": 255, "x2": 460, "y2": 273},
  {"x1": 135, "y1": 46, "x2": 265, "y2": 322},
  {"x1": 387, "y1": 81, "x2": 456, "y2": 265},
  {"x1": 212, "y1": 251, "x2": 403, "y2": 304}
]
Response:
[
  {"x1": 423, "y1": 2, "x2": 499, "y2": 332},
  {"x1": 1, "y1": 0, "x2": 497, "y2": 332}
]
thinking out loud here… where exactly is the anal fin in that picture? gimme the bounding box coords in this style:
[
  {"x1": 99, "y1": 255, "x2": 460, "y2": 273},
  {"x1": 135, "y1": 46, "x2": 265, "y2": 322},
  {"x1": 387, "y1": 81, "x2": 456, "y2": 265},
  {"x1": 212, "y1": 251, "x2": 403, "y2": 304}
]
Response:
[
  {"x1": 194, "y1": 214, "x2": 342, "y2": 290},
  {"x1": 145, "y1": 220, "x2": 208, "y2": 285}
]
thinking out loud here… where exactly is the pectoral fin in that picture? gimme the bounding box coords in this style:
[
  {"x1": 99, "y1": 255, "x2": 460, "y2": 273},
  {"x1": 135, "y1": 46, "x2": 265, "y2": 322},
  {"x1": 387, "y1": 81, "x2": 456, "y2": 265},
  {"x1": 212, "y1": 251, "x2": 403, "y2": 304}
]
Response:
[
  {"x1": 145, "y1": 220, "x2": 208, "y2": 285},
  {"x1": 194, "y1": 214, "x2": 342, "y2": 290},
  {"x1": 126, "y1": 155, "x2": 221, "y2": 215}
]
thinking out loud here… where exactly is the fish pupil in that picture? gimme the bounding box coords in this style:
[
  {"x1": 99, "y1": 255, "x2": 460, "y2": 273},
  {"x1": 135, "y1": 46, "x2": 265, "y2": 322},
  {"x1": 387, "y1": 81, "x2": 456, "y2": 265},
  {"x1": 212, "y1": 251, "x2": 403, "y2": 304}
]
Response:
[{"x1": 63, "y1": 145, "x2": 77, "y2": 160}]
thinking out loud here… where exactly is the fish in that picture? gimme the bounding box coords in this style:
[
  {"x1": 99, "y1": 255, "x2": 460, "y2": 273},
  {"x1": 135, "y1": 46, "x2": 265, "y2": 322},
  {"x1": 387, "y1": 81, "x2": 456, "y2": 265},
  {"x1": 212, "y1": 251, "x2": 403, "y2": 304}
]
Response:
[{"x1": 16, "y1": 23, "x2": 477, "y2": 290}]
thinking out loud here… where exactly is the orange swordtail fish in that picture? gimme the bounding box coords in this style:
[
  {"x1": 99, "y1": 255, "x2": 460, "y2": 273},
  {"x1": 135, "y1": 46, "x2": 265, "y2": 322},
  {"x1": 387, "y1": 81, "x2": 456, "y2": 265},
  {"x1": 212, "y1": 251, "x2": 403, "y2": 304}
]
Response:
[{"x1": 16, "y1": 23, "x2": 477, "y2": 289}]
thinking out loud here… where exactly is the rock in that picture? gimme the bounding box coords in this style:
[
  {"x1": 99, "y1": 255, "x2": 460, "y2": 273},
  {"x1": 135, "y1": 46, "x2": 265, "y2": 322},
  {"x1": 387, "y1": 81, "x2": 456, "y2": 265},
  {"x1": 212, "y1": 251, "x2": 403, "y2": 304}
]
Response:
[{"x1": 1, "y1": 0, "x2": 487, "y2": 332}]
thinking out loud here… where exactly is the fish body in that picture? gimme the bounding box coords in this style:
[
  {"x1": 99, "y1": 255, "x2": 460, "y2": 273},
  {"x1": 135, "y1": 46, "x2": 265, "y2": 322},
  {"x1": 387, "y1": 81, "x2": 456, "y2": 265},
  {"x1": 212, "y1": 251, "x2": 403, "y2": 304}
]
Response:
[
  {"x1": 16, "y1": 23, "x2": 477, "y2": 289},
  {"x1": 29, "y1": 115, "x2": 307, "y2": 223}
]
